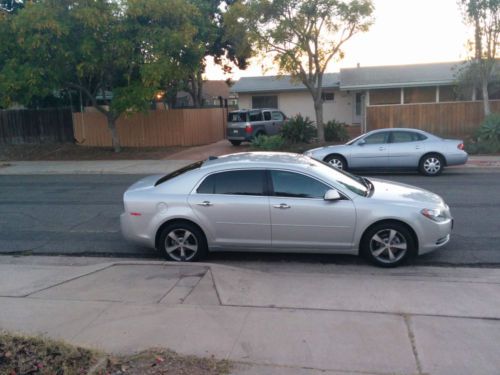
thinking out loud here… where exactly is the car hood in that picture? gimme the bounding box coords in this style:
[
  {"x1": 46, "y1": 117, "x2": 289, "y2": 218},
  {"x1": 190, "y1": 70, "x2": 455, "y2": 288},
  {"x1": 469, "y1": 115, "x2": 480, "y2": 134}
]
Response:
[{"x1": 368, "y1": 178, "x2": 445, "y2": 207}]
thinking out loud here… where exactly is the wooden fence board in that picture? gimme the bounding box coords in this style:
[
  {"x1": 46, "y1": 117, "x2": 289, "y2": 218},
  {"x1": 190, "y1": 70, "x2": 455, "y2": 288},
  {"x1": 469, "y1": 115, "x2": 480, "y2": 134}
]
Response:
[
  {"x1": 367, "y1": 100, "x2": 500, "y2": 139},
  {"x1": 0, "y1": 108, "x2": 74, "y2": 144},
  {"x1": 73, "y1": 108, "x2": 227, "y2": 147}
]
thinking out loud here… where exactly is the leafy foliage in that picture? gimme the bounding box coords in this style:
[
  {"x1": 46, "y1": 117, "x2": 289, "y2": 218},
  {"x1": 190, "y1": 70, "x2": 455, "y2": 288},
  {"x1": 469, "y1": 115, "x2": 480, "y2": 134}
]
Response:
[
  {"x1": 252, "y1": 134, "x2": 286, "y2": 150},
  {"x1": 465, "y1": 112, "x2": 500, "y2": 153},
  {"x1": 281, "y1": 114, "x2": 317, "y2": 143},
  {"x1": 228, "y1": 0, "x2": 374, "y2": 141},
  {"x1": 324, "y1": 120, "x2": 349, "y2": 142}
]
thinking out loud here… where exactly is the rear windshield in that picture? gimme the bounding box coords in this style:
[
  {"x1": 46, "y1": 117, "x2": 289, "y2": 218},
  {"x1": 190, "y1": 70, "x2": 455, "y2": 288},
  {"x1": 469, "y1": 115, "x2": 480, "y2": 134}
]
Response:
[
  {"x1": 228, "y1": 112, "x2": 248, "y2": 122},
  {"x1": 155, "y1": 161, "x2": 203, "y2": 186}
]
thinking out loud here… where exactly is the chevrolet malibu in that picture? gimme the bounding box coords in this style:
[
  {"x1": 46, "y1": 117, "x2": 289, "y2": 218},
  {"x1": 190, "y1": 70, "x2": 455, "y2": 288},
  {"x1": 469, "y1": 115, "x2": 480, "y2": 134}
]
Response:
[
  {"x1": 305, "y1": 128, "x2": 468, "y2": 176},
  {"x1": 121, "y1": 152, "x2": 453, "y2": 267}
]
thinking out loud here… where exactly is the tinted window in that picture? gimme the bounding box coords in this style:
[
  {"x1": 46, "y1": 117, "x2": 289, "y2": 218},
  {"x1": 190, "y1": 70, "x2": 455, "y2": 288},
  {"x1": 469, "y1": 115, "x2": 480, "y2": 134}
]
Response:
[
  {"x1": 272, "y1": 111, "x2": 284, "y2": 121},
  {"x1": 263, "y1": 111, "x2": 272, "y2": 121},
  {"x1": 228, "y1": 112, "x2": 247, "y2": 122},
  {"x1": 156, "y1": 161, "x2": 203, "y2": 186},
  {"x1": 391, "y1": 131, "x2": 417, "y2": 143},
  {"x1": 362, "y1": 132, "x2": 389, "y2": 145},
  {"x1": 249, "y1": 111, "x2": 263, "y2": 121},
  {"x1": 197, "y1": 170, "x2": 265, "y2": 196},
  {"x1": 271, "y1": 170, "x2": 330, "y2": 199}
]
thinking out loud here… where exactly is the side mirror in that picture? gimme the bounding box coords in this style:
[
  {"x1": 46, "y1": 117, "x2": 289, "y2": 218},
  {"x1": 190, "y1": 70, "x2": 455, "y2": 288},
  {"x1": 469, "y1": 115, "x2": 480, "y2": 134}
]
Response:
[
  {"x1": 358, "y1": 139, "x2": 366, "y2": 146},
  {"x1": 324, "y1": 189, "x2": 342, "y2": 201}
]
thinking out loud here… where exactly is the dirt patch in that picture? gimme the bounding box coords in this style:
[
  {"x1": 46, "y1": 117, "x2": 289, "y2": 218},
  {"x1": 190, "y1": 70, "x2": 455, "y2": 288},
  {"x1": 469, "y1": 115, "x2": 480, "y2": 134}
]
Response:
[
  {"x1": 0, "y1": 144, "x2": 185, "y2": 161},
  {"x1": 0, "y1": 333, "x2": 232, "y2": 375}
]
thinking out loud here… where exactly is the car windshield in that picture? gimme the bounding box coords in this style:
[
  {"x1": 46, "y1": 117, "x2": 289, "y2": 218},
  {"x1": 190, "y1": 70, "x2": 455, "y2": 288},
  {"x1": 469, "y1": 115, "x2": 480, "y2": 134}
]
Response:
[{"x1": 309, "y1": 158, "x2": 370, "y2": 196}]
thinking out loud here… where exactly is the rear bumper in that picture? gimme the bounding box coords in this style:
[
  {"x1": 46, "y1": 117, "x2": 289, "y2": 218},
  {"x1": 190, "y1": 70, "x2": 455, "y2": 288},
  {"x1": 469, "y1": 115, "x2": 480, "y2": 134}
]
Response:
[
  {"x1": 227, "y1": 128, "x2": 251, "y2": 141},
  {"x1": 120, "y1": 213, "x2": 155, "y2": 248},
  {"x1": 446, "y1": 153, "x2": 468, "y2": 166}
]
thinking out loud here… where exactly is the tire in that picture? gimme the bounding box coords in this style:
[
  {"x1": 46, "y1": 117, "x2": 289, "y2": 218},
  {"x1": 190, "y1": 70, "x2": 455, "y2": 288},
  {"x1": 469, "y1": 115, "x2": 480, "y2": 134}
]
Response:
[
  {"x1": 324, "y1": 154, "x2": 347, "y2": 170},
  {"x1": 230, "y1": 140, "x2": 242, "y2": 146},
  {"x1": 361, "y1": 222, "x2": 416, "y2": 267},
  {"x1": 419, "y1": 153, "x2": 444, "y2": 176},
  {"x1": 158, "y1": 221, "x2": 207, "y2": 262}
]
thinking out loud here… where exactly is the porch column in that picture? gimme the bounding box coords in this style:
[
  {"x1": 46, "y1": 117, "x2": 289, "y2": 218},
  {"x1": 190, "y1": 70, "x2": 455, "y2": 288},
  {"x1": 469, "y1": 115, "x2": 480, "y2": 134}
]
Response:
[
  {"x1": 436, "y1": 86, "x2": 440, "y2": 103},
  {"x1": 400, "y1": 88, "x2": 404, "y2": 104}
]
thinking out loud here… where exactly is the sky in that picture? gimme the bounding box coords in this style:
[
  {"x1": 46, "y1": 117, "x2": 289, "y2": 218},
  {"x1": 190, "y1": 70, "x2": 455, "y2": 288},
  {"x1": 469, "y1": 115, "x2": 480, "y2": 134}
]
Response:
[{"x1": 205, "y1": 0, "x2": 473, "y2": 80}]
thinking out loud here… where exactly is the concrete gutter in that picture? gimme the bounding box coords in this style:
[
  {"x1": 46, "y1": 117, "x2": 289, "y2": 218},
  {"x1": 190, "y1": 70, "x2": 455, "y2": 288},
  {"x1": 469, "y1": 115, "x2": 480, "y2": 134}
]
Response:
[{"x1": 1, "y1": 255, "x2": 499, "y2": 375}]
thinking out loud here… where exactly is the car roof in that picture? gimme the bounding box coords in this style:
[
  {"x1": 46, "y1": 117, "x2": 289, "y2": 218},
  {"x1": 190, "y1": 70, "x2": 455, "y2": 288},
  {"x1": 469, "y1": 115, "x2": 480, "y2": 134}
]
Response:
[
  {"x1": 369, "y1": 127, "x2": 430, "y2": 134},
  {"x1": 201, "y1": 152, "x2": 315, "y2": 170},
  {"x1": 229, "y1": 108, "x2": 279, "y2": 113}
]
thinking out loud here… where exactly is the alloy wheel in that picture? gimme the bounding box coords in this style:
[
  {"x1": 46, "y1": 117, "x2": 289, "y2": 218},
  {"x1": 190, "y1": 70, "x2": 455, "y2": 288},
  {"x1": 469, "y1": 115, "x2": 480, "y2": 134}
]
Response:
[
  {"x1": 164, "y1": 228, "x2": 198, "y2": 261},
  {"x1": 327, "y1": 158, "x2": 344, "y2": 170},
  {"x1": 423, "y1": 157, "x2": 442, "y2": 175},
  {"x1": 369, "y1": 229, "x2": 408, "y2": 264}
]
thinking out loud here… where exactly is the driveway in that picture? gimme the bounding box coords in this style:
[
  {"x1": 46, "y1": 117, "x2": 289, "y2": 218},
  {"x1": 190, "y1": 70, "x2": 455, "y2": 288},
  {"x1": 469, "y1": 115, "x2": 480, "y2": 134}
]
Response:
[{"x1": 164, "y1": 139, "x2": 251, "y2": 161}]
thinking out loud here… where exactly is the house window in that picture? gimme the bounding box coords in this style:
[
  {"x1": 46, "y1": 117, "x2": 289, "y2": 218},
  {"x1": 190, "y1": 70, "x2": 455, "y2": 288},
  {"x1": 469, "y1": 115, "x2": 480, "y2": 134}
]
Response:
[
  {"x1": 252, "y1": 95, "x2": 278, "y2": 108},
  {"x1": 322, "y1": 92, "x2": 335, "y2": 101},
  {"x1": 370, "y1": 89, "x2": 401, "y2": 105},
  {"x1": 404, "y1": 87, "x2": 436, "y2": 104}
]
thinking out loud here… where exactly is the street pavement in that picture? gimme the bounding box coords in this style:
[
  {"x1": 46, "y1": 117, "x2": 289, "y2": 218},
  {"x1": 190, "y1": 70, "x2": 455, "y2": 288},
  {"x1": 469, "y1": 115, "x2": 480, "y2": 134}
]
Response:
[{"x1": 1, "y1": 255, "x2": 500, "y2": 375}]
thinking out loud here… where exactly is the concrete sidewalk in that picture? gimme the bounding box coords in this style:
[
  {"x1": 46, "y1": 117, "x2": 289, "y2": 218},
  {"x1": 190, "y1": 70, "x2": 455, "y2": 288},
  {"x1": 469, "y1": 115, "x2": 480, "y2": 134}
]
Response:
[
  {"x1": 1, "y1": 256, "x2": 499, "y2": 375},
  {"x1": 0, "y1": 155, "x2": 499, "y2": 175}
]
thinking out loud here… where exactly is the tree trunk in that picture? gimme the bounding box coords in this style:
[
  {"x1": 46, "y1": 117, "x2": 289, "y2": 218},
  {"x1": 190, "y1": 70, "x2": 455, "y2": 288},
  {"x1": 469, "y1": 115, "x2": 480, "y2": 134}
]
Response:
[
  {"x1": 482, "y1": 79, "x2": 491, "y2": 116},
  {"x1": 106, "y1": 115, "x2": 122, "y2": 153},
  {"x1": 314, "y1": 99, "x2": 325, "y2": 142}
]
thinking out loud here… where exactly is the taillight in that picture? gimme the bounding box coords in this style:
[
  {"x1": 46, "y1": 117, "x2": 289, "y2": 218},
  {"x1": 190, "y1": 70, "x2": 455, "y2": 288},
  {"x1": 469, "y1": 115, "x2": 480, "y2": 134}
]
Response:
[
  {"x1": 245, "y1": 123, "x2": 253, "y2": 134},
  {"x1": 457, "y1": 143, "x2": 464, "y2": 150}
]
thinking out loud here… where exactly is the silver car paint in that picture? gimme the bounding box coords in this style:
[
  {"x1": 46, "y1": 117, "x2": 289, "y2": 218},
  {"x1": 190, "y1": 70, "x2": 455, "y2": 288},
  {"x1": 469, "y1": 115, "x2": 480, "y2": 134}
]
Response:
[
  {"x1": 305, "y1": 128, "x2": 468, "y2": 169},
  {"x1": 121, "y1": 152, "x2": 452, "y2": 257}
]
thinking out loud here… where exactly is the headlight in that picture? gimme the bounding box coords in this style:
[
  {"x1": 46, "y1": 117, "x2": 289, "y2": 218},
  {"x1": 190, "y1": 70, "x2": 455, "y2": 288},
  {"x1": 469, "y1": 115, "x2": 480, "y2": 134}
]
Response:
[{"x1": 421, "y1": 208, "x2": 448, "y2": 222}]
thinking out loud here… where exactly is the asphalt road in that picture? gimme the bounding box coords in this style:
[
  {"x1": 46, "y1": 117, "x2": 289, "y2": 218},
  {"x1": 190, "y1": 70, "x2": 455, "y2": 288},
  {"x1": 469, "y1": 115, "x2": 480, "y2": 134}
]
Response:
[{"x1": 1, "y1": 168, "x2": 499, "y2": 267}]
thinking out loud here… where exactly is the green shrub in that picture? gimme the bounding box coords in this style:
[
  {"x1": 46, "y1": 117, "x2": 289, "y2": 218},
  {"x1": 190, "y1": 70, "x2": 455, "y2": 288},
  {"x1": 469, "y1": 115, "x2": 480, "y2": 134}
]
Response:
[
  {"x1": 477, "y1": 113, "x2": 500, "y2": 144},
  {"x1": 281, "y1": 114, "x2": 317, "y2": 143},
  {"x1": 324, "y1": 120, "x2": 349, "y2": 142},
  {"x1": 252, "y1": 134, "x2": 285, "y2": 150}
]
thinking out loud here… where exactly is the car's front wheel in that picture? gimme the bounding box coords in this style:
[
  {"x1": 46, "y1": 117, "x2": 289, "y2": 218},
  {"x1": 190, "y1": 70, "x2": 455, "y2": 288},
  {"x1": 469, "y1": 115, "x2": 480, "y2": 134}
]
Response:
[
  {"x1": 361, "y1": 222, "x2": 416, "y2": 267},
  {"x1": 324, "y1": 154, "x2": 347, "y2": 170},
  {"x1": 419, "y1": 154, "x2": 444, "y2": 176},
  {"x1": 159, "y1": 221, "x2": 207, "y2": 262}
]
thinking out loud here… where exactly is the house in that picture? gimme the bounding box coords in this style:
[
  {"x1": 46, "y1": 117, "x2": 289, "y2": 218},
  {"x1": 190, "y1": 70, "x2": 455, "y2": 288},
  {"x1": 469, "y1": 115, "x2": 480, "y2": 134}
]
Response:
[{"x1": 232, "y1": 61, "x2": 499, "y2": 138}]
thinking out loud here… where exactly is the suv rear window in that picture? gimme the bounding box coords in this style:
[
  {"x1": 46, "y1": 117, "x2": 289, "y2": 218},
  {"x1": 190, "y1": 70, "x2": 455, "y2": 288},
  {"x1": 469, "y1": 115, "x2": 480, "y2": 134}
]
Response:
[{"x1": 228, "y1": 112, "x2": 248, "y2": 122}]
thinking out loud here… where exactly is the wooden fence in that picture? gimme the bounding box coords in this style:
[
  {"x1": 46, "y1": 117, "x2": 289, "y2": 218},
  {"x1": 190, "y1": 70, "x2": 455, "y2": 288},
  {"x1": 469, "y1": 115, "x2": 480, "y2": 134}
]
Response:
[
  {"x1": 0, "y1": 108, "x2": 74, "y2": 144},
  {"x1": 366, "y1": 100, "x2": 500, "y2": 139},
  {"x1": 73, "y1": 108, "x2": 228, "y2": 147}
]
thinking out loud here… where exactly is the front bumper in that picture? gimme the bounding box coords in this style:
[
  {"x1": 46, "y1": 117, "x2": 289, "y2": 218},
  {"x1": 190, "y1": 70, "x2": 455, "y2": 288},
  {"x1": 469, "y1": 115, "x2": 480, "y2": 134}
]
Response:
[{"x1": 417, "y1": 217, "x2": 453, "y2": 255}]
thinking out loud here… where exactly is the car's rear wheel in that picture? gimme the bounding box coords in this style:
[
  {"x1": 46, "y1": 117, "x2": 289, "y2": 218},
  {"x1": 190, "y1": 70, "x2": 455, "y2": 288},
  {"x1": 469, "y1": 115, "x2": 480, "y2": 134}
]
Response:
[
  {"x1": 230, "y1": 140, "x2": 242, "y2": 146},
  {"x1": 324, "y1": 154, "x2": 347, "y2": 170},
  {"x1": 361, "y1": 222, "x2": 416, "y2": 267},
  {"x1": 159, "y1": 222, "x2": 207, "y2": 262},
  {"x1": 419, "y1": 154, "x2": 444, "y2": 176}
]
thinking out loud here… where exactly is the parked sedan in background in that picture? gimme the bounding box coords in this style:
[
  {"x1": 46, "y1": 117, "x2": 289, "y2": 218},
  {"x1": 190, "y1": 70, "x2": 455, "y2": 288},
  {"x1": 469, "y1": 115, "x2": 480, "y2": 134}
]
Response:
[
  {"x1": 121, "y1": 152, "x2": 453, "y2": 267},
  {"x1": 304, "y1": 128, "x2": 468, "y2": 176}
]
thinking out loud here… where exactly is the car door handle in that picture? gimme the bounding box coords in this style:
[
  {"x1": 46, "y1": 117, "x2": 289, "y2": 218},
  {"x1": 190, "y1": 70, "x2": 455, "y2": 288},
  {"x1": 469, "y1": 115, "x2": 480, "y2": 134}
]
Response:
[
  {"x1": 197, "y1": 201, "x2": 213, "y2": 207},
  {"x1": 379, "y1": 146, "x2": 386, "y2": 151},
  {"x1": 273, "y1": 203, "x2": 291, "y2": 209}
]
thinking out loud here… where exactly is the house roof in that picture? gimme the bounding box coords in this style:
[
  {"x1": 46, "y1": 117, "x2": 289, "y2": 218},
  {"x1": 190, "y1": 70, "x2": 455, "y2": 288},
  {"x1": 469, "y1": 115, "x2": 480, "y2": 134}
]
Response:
[
  {"x1": 340, "y1": 61, "x2": 460, "y2": 90},
  {"x1": 201, "y1": 80, "x2": 230, "y2": 99},
  {"x1": 232, "y1": 73, "x2": 340, "y2": 94},
  {"x1": 231, "y1": 62, "x2": 462, "y2": 94}
]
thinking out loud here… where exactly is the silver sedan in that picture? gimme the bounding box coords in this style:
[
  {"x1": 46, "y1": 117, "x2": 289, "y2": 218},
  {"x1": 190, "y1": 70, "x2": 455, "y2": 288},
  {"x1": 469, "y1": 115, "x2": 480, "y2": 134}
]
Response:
[
  {"x1": 304, "y1": 128, "x2": 468, "y2": 176},
  {"x1": 121, "y1": 152, "x2": 453, "y2": 267}
]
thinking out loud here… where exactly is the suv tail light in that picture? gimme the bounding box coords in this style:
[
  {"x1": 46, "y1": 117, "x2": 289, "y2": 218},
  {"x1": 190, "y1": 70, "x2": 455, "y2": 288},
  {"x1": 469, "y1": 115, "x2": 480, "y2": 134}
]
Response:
[
  {"x1": 457, "y1": 143, "x2": 464, "y2": 150},
  {"x1": 245, "y1": 123, "x2": 253, "y2": 134}
]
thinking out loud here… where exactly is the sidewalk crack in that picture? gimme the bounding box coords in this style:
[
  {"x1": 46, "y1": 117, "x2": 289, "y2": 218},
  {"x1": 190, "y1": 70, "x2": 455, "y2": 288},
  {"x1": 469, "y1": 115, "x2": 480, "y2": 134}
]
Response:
[{"x1": 403, "y1": 314, "x2": 424, "y2": 375}]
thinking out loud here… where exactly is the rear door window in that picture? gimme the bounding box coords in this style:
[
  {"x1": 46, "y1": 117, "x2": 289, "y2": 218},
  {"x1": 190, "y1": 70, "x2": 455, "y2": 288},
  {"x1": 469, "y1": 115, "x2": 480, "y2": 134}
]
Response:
[
  {"x1": 272, "y1": 111, "x2": 284, "y2": 121},
  {"x1": 197, "y1": 170, "x2": 266, "y2": 196},
  {"x1": 263, "y1": 111, "x2": 272, "y2": 121},
  {"x1": 249, "y1": 111, "x2": 263, "y2": 121}
]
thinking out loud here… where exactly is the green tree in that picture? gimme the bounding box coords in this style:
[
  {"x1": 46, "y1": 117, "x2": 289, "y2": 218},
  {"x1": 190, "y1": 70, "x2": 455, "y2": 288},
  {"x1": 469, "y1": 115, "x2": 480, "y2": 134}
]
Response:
[
  {"x1": 229, "y1": 0, "x2": 373, "y2": 141},
  {"x1": 459, "y1": 0, "x2": 500, "y2": 115},
  {"x1": 0, "y1": 0, "x2": 200, "y2": 152}
]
